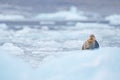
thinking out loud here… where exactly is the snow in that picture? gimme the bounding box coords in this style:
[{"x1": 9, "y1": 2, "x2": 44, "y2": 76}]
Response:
[
  {"x1": 0, "y1": 47, "x2": 120, "y2": 80},
  {"x1": 0, "y1": 7, "x2": 120, "y2": 80},
  {"x1": 0, "y1": 14, "x2": 25, "y2": 20},
  {"x1": 0, "y1": 22, "x2": 120, "y2": 80},
  {"x1": 34, "y1": 6, "x2": 88, "y2": 20},
  {"x1": 105, "y1": 14, "x2": 120, "y2": 25},
  {"x1": 2, "y1": 43, "x2": 24, "y2": 55},
  {"x1": 0, "y1": 23, "x2": 8, "y2": 30}
]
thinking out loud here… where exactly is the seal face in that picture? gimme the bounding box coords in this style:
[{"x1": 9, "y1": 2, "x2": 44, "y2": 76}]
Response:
[{"x1": 82, "y1": 34, "x2": 99, "y2": 50}]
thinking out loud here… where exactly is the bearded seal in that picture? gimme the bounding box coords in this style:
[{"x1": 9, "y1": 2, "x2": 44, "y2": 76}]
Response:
[{"x1": 82, "y1": 34, "x2": 99, "y2": 50}]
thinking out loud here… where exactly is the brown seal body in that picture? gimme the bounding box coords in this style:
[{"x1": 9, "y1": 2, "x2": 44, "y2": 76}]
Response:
[{"x1": 82, "y1": 34, "x2": 99, "y2": 50}]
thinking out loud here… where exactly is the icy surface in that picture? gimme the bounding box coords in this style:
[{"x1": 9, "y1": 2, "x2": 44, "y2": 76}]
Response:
[
  {"x1": 0, "y1": 21, "x2": 120, "y2": 67},
  {"x1": 105, "y1": 14, "x2": 120, "y2": 25},
  {"x1": 34, "y1": 7, "x2": 88, "y2": 20},
  {"x1": 0, "y1": 14, "x2": 25, "y2": 20},
  {"x1": 0, "y1": 8, "x2": 120, "y2": 80},
  {"x1": 0, "y1": 47, "x2": 120, "y2": 80}
]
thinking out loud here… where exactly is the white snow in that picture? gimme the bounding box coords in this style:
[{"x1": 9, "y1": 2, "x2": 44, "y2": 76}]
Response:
[
  {"x1": 105, "y1": 14, "x2": 120, "y2": 25},
  {"x1": 0, "y1": 47, "x2": 120, "y2": 80},
  {"x1": 0, "y1": 23, "x2": 8, "y2": 30},
  {"x1": 0, "y1": 8, "x2": 120, "y2": 80},
  {"x1": 2, "y1": 43, "x2": 24, "y2": 55},
  {"x1": 34, "y1": 6, "x2": 88, "y2": 20},
  {"x1": 0, "y1": 14, "x2": 25, "y2": 20}
]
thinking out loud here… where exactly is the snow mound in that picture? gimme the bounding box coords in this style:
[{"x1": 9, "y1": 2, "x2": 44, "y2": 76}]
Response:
[
  {"x1": 2, "y1": 43, "x2": 24, "y2": 55},
  {"x1": 0, "y1": 47, "x2": 120, "y2": 80}
]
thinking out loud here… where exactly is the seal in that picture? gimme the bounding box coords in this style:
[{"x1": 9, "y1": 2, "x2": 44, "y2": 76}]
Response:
[{"x1": 82, "y1": 34, "x2": 99, "y2": 50}]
